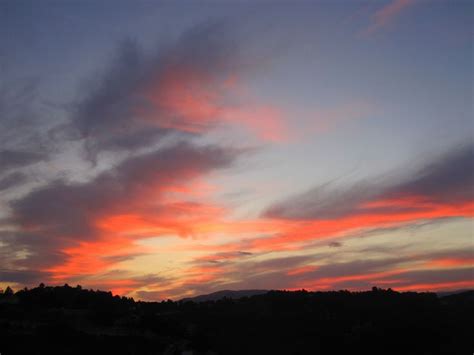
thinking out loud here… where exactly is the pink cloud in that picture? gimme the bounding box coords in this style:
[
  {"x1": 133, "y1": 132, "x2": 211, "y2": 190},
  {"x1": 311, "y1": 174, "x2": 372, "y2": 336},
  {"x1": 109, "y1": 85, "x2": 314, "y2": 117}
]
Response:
[
  {"x1": 361, "y1": 0, "x2": 416, "y2": 36},
  {"x1": 141, "y1": 65, "x2": 289, "y2": 142}
]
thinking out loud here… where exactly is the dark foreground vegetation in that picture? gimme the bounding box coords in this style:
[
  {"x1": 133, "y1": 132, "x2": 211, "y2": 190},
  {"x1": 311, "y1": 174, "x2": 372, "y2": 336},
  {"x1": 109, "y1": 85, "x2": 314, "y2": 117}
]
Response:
[{"x1": 1, "y1": 285, "x2": 472, "y2": 355}]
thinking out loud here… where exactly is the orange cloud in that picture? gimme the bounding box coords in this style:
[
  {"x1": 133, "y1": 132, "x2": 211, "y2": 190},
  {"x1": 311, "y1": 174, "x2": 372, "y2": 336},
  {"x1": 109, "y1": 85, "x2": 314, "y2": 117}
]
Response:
[
  {"x1": 88, "y1": 279, "x2": 140, "y2": 296},
  {"x1": 426, "y1": 258, "x2": 474, "y2": 268},
  {"x1": 44, "y1": 198, "x2": 233, "y2": 282},
  {"x1": 394, "y1": 280, "x2": 474, "y2": 292},
  {"x1": 7, "y1": 143, "x2": 242, "y2": 284},
  {"x1": 249, "y1": 199, "x2": 473, "y2": 252},
  {"x1": 159, "y1": 195, "x2": 473, "y2": 261},
  {"x1": 296, "y1": 269, "x2": 404, "y2": 290},
  {"x1": 287, "y1": 265, "x2": 319, "y2": 276},
  {"x1": 45, "y1": 237, "x2": 147, "y2": 281}
]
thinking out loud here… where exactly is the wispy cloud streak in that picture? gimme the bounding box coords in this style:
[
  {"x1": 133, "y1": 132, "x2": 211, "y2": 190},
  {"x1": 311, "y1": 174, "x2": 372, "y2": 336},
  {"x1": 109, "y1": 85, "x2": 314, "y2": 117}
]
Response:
[{"x1": 361, "y1": 0, "x2": 416, "y2": 36}]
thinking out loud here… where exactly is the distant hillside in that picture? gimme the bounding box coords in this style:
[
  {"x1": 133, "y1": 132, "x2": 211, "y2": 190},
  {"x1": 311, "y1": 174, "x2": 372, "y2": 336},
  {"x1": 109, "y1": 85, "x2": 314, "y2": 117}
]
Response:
[
  {"x1": 180, "y1": 289, "x2": 269, "y2": 302},
  {"x1": 436, "y1": 289, "x2": 473, "y2": 298}
]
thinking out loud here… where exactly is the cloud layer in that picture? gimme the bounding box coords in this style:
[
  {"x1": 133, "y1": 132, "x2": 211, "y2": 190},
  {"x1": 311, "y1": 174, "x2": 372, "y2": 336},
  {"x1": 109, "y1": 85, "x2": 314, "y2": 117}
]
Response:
[
  {"x1": 60, "y1": 21, "x2": 285, "y2": 162},
  {"x1": 1, "y1": 7, "x2": 472, "y2": 300},
  {"x1": 2, "y1": 142, "x2": 241, "y2": 283},
  {"x1": 266, "y1": 144, "x2": 473, "y2": 221}
]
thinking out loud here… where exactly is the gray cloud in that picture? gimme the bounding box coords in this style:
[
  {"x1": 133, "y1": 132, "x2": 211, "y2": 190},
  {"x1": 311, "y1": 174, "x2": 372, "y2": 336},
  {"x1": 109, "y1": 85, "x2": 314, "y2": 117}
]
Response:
[
  {"x1": 11, "y1": 142, "x2": 238, "y2": 238},
  {"x1": 265, "y1": 144, "x2": 474, "y2": 220},
  {"x1": 0, "y1": 171, "x2": 29, "y2": 191},
  {"x1": 193, "y1": 251, "x2": 254, "y2": 264},
  {"x1": 0, "y1": 150, "x2": 44, "y2": 171},
  {"x1": 0, "y1": 80, "x2": 49, "y2": 174},
  {"x1": 0, "y1": 268, "x2": 50, "y2": 285},
  {"x1": 0, "y1": 230, "x2": 67, "y2": 272},
  {"x1": 298, "y1": 258, "x2": 404, "y2": 281},
  {"x1": 387, "y1": 144, "x2": 474, "y2": 204},
  {"x1": 63, "y1": 20, "x2": 242, "y2": 160}
]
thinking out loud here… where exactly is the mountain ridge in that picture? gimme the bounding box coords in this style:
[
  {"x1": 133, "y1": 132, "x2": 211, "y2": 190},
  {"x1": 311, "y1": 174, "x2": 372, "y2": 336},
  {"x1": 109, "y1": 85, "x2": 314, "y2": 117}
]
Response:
[
  {"x1": 179, "y1": 288, "x2": 473, "y2": 302},
  {"x1": 180, "y1": 289, "x2": 269, "y2": 302}
]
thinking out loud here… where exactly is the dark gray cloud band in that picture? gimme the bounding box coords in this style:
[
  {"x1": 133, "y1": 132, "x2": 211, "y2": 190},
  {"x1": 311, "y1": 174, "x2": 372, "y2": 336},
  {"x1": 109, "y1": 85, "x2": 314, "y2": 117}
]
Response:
[{"x1": 265, "y1": 144, "x2": 474, "y2": 221}]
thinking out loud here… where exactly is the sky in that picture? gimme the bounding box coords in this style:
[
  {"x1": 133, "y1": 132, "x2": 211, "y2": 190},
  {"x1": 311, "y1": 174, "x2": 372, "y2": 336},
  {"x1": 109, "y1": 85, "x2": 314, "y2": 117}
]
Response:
[{"x1": 0, "y1": 0, "x2": 472, "y2": 300}]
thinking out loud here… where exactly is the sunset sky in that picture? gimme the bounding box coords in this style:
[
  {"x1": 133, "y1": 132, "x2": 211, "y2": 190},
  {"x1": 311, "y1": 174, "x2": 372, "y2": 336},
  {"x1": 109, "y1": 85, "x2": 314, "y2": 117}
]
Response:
[{"x1": 0, "y1": 0, "x2": 472, "y2": 300}]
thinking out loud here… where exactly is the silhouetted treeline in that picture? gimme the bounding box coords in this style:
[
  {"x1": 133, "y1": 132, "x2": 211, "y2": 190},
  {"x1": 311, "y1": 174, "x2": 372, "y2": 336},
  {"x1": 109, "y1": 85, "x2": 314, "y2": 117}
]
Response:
[{"x1": 1, "y1": 285, "x2": 472, "y2": 354}]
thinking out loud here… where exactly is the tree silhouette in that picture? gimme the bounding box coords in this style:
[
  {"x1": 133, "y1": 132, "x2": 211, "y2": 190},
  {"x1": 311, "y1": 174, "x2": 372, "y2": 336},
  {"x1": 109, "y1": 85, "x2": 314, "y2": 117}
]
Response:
[
  {"x1": 0, "y1": 284, "x2": 472, "y2": 355},
  {"x1": 4, "y1": 285, "x2": 14, "y2": 296}
]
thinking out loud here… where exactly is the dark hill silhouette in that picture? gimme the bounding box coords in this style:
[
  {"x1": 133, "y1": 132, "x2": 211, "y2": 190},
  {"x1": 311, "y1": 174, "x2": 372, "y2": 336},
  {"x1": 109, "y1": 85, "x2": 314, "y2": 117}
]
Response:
[
  {"x1": 436, "y1": 289, "x2": 473, "y2": 297},
  {"x1": 180, "y1": 289, "x2": 269, "y2": 302},
  {"x1": 182, "y1": 288, "x2": 473, "y2": 303},
  {"x1": 1, "y1": 284, "x2": 473, "y2": 354}
]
